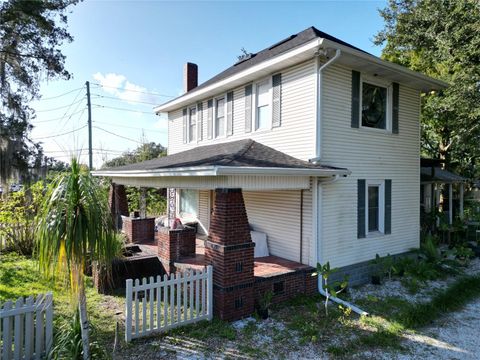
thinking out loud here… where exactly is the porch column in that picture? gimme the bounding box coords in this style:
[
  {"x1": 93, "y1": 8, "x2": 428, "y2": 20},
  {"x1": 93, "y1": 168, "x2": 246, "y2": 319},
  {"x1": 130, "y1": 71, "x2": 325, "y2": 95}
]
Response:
[
  {"x1": 167, "y1": 188, "x2": 176, "y2": 224},
  {"x1": 435, "y1": 184, "x2": 441, "y2": 227},
  {"x1": 139, "y1": 187, "x2": 147, "y2": 218},
  {"x1": 459, "y1": 183, "x2": 464, "y2": 219},
  {"x1": 204, "y1": 188, "x2": 255, "y2": 321},
  {"x1": 449, "y1": 183, "x2": 453, "y2": 225},
  {"x1": 108, "y1": 183, "x2": 129, "y2": 229}
]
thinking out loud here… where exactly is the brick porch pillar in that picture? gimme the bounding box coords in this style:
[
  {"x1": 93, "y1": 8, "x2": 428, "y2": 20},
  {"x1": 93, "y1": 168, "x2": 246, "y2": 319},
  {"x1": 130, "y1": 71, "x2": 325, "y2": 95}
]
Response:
[
  {"x1": 108, "y1": 183, "x2": 129, "y2": 229},
  {"x1": 204, "y1": 188, "x2": 254, "y2": 321}
]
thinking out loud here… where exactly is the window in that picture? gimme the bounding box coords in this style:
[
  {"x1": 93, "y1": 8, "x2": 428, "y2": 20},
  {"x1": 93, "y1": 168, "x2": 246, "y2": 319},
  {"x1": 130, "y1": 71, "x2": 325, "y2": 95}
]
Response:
[
  {"x1": 188, "y1": 106, "x2": 196, "y2": 142},
  {"x1": 366, "y1": 181, "x2": 385, "y2": 234},
  {"x1": 179, "y1": 189, "x2": 198, "y2": 218},
  {"x1": 361, "y1": 81, "x2": 389, "y2": 130},
  {"x1": 256, "y1": 79, "x2": 271, "y2": 130},
  {"x1": 215, "y1": 97, "x2": 225, "y2": 138}
]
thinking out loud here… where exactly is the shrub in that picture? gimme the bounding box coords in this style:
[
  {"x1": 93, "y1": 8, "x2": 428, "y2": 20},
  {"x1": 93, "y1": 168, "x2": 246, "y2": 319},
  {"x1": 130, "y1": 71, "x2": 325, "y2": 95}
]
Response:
[{"x1": 0, "y1": 182, "x2": 45, "y2": 255}]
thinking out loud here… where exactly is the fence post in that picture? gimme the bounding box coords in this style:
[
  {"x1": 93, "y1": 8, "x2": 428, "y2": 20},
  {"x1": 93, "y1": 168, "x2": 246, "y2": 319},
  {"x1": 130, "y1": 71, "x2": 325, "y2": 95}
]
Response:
[
  {"x1": 3, "y1": 301, "x2": 13, "y2": 359},
  {"x1": 125, "y1": 279, "x2": 133, "y2": 343},
  {"x1": 45, "y1": 292, "x2": 54, "y2": 356},
  {"x1": 14, "y1": 297, "x2": 24, "y2": 359},
  {"x1": 207, "y1": 266, "x2": 213, "y2": 320}
]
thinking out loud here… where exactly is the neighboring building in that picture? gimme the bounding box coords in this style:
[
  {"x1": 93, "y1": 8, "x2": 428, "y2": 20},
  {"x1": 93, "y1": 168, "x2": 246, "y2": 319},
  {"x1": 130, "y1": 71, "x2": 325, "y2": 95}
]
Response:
[{"x1": 95, "y1": 27, "x2": 446, "y2": 290}]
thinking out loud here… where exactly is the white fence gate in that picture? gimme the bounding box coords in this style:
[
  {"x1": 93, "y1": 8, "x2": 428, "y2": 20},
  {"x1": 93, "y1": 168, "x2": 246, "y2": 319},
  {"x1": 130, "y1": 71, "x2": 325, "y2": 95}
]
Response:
[
  {"x1": 0, "y1": 293, "x2": 53, "y2": 360},
  {"x1": 125, "y1": 266, "x2": 213, "y2": 342}
]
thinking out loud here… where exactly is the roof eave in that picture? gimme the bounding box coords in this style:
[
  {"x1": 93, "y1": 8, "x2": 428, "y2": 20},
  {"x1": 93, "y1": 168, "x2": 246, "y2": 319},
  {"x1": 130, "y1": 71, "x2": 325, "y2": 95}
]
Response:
[
  {"x1": 92, "y1": 165, "x2": 351, "y2": 178},
  {"x1": 154, "y1": 38, "x2": 324, "y2": 113},
  {"x1": 322, "y1": 39, "x2": 449, "y2": 91}
]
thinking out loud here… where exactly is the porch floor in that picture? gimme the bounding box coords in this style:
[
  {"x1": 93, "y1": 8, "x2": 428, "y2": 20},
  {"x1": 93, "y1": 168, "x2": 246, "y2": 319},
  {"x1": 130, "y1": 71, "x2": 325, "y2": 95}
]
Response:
[{"x1": 130, "y1": 235, "x2": 313, "y2": 277}]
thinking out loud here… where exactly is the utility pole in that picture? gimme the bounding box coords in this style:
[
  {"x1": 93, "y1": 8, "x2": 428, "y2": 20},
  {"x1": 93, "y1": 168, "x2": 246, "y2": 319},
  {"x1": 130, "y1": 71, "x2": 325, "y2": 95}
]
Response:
[{"x1": 86, "y1": 81, "x2": 93, "y2": 170}]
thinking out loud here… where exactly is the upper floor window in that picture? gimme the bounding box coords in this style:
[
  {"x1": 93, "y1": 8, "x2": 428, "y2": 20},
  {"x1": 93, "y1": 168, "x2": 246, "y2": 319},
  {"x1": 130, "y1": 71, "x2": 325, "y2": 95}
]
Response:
[
  {"x1": 188, "y1": 106, "x2": 197, "y2": 142},
  {"x1": 361, "y1": 80, "x2": 390, "y2": 130},
  {"x1": 256, "y1": 79, "x2": 271, "y2": 130},
  {"x1": 215, "y1": 96, "x2": 225, "y2": 138}
]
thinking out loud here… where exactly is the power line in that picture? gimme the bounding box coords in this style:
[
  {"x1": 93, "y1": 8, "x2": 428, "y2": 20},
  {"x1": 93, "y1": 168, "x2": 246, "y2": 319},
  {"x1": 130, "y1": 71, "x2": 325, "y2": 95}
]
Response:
[
  {"x1": 31, "y1": 109, "x2": 85, "y2": 124},
  {"x1": 93, "y1": 126, "x2": 144, "y2": 144},
  {"x1": 91, "y1": 83, "x2": 175, "y2": 98},
  {"x1": 33, "y1": 125, "x2": 87, "y2": 140},
  {"x1": 91, "y1": 93, "x2": 159, "y2": 106},
  {"x1": 93, "y1": 120, "x2": 165, "y2": 133},
  {"x1": 35, "y1": 97, "x2": 86, "y2": 112},
  {"x1": 44, "y1": 149, "x2": 125, "y2": 154},
  {"x1": 37, "y1": 87, "x2": 84, "y2": 101},
  {"x1": 92, "y1": 104, "x2": 155, "y2": 115}
]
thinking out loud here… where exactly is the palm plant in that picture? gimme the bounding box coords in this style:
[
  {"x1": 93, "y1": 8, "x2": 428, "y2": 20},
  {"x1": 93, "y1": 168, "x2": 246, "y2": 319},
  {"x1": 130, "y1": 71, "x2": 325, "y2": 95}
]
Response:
[{"x1": 36, "y1": 159, "x2": 117, "y2": 359}]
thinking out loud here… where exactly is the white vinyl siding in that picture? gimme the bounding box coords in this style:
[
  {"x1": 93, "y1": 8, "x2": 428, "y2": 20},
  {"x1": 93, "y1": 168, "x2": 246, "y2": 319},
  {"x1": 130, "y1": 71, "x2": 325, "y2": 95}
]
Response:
[
  {"x1": 197, "y1": 190, "x2": 210, "y2": 235},
  {"x1": 167, "y1": 60, "x2": 316, "y2": 161},
  {"x1": 320, "y1": 63, "x2": 420, "y2": 268},
  {"x1": 243, "y1": 190, "x2": 313, "y2": 265}
]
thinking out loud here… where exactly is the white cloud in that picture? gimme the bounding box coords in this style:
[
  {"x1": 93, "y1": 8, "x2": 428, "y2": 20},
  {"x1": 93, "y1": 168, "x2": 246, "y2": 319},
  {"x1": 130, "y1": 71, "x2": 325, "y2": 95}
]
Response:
[{"x1": 92, "y1": 72, "x2": 157, "y2": 105}]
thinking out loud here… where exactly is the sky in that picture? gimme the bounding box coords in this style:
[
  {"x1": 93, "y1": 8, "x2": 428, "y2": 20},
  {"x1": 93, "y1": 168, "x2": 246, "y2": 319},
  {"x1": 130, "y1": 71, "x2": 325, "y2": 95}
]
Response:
[{"x1": 29, "y1": 0, "x2": 388, "y2": 169}]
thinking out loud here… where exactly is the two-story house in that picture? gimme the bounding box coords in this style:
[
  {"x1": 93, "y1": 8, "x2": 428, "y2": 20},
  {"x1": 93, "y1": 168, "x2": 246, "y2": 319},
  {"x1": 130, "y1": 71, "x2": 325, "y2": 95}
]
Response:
[{"x1": 96, "y1": 27, "x2": 446, "y2": 289}]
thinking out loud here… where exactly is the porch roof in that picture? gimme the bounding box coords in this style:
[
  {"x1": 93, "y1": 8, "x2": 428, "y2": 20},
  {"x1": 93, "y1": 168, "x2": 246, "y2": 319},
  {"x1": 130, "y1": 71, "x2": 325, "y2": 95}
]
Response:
[
  {"x1": 92, "y1": 139, "x2": 349, "y2": 190},
  {"x1": 421, "y1": 166, "x2": 467, "y2": 184},
  {"x1": 93, "y1": 139, "x2": 349, "y2": 178}
]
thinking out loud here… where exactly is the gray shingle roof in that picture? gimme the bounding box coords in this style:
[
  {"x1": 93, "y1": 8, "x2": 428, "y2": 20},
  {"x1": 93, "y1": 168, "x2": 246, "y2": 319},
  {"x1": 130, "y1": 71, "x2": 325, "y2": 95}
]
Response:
[
  {"x1": 421, "y1": 167, "x2": 466, "y2": 183},
  {"x1": 191, "y1": 27, "x2": 367, "y2": 94},
  {"x1": 104, "y1": 139, "x2": 345, "y2": 172}
]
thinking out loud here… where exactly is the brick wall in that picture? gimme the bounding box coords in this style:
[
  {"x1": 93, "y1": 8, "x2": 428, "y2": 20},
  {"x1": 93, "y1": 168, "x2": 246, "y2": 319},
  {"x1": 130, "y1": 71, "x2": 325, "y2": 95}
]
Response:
[
  {"x1": 254, "y1": 268, "x2": 318, "y2": 307},
  {"x1": 204, "y1": 188, "x2": 255, "y2": 321},
  {"x1": 123, "y1": 217, "x2": 155, "y2": 244},
  {"x1": 157, "y1": 226, "x2": 196, "y2": 273}
]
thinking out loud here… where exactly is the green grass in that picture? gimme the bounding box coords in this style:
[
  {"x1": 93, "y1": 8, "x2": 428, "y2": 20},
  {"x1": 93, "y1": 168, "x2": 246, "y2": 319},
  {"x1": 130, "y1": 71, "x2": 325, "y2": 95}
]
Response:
[
  {"x1": 328, "y1": 274, "x2": 480, "y2": 356},
  {"x1": 0, "y1": 252, "x2": 124, "y2": 356}
]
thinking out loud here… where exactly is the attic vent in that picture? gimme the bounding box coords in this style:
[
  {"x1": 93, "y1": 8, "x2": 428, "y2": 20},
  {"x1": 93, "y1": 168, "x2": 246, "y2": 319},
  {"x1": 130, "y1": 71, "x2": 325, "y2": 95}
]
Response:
[
  {"x1": 234, "y1": 53, "x2": 255, "y2": 66},
  {"x1": 268, "y1": 35, "x2": 297, "y2": 50}
]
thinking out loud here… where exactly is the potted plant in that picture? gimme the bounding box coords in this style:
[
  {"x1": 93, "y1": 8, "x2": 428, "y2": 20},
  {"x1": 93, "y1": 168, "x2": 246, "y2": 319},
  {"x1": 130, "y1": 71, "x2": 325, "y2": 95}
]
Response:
[{"x1": 257, "y1": 291, "x2": 273, "y2": 319}]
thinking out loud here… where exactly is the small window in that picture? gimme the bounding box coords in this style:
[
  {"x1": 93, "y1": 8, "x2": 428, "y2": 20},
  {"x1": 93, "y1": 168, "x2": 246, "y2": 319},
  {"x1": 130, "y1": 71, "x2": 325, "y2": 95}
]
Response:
[
  {"x1": 179, "y1": 189, "x2": 198, "y2": 218},
  {"x1": 215, "y1": 97, "x2": 225, "y2": 138},
  {"x1": 361, "y1": 82, "x2": 388, "y2": 129},
  {"x1": 256, "y1": 80, "x2": 271, "y2": 130},
  {"x1": 366, "y1": 181, "x2": 385, "y2": 234},
  {"x1": 188, "y1": 107, "x2": 196, "y2": 142}
]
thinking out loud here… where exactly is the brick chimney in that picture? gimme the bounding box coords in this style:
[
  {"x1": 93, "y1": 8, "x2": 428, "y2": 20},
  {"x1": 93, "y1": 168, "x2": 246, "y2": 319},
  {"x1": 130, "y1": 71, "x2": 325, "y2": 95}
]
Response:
[{"x1": 183, "y1": 62, "x2": 198, "y2": 93}]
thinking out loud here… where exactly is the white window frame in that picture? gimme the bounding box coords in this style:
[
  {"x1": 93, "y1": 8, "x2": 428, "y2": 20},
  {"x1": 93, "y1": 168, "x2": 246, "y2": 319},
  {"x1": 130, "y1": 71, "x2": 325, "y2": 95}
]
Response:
[
  {"x1": 366, "y1": 180, "x2": 385, "y2": 235},
  {"x1": 213, "y1": 94, "x2": 227, "y2": 139},
  {"x1": 188, "y1": 105, "x2": 197, "y2": 143},
  {"x1": 252, "y1": 76, "x2": 273, "y2": 132},
  {"x1": 359, "y1": 76, "x2": 392, "y2": 133}
]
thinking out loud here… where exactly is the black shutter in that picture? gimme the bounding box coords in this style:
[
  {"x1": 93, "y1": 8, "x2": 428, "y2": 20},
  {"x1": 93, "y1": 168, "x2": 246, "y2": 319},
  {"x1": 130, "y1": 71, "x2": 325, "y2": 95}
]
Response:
[
  {"x1": 245, "y1": 84, "x2": 252, "y2": 133},
  {"x1": 272, "y1": 73, "x2": 282, "y2": 128},
  {"x1": 358, "y1": 179, "x2": 366, "y2": 238},
  {"x1": 197, "y1": 102, "x2": 203, "y2": 141},
  {"x1": 182, "y1": 108, "x2": 188, "y2": 144},
  {"x1": 351, "y1": 70, "x2": 360, "y2": 128},
  {"x1": 207, "y1": 99, "x2": 213, "y2": 139},
  {"x1": 385, "y1": 179, "x2": 392, "y2": 234},
  {"x1": 392, "y1": 83, "x2": 399, "y2": 134},
  {"x1": 226, "y1": 91, "x2": 234, "y2": 136}
]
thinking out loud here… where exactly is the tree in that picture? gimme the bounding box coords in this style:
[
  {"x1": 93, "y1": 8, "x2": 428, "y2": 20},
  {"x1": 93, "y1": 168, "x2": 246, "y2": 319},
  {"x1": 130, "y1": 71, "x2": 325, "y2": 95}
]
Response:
[
  {"x1": 102, "y1": 141, "x2": 167, "y2": 168},
  {"x1": 0, "y1": 0, "x2": 79, "y2": 183},
  {"x1": 36, "y1": 158, "x2": 118, "y2": 359},
  {"x1": 375, "y1": 0, "x2": 480, "y2": 178}
]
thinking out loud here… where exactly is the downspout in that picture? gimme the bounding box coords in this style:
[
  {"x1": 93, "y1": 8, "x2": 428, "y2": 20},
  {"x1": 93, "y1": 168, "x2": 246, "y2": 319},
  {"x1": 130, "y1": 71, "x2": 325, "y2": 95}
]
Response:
[
  {"x1": 300, "y1": 189, "x2": 304, "y2": 264},
  {"x1": 311, "y1": 48, "x2": 342, "y2": 164},
  {"x1": 315, "y1": 175, "x2": 369, "y2": 316}
]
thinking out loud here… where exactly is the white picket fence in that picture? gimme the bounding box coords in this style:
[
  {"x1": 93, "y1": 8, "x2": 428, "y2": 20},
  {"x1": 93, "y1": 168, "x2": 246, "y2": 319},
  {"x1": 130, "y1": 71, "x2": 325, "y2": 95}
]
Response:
[
  {"x1": 0, "y1": 293, "x2": 53, "y2": 360},
  {"x1": 125, "y1": 266, "x2": 213, "y2": 342}
]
